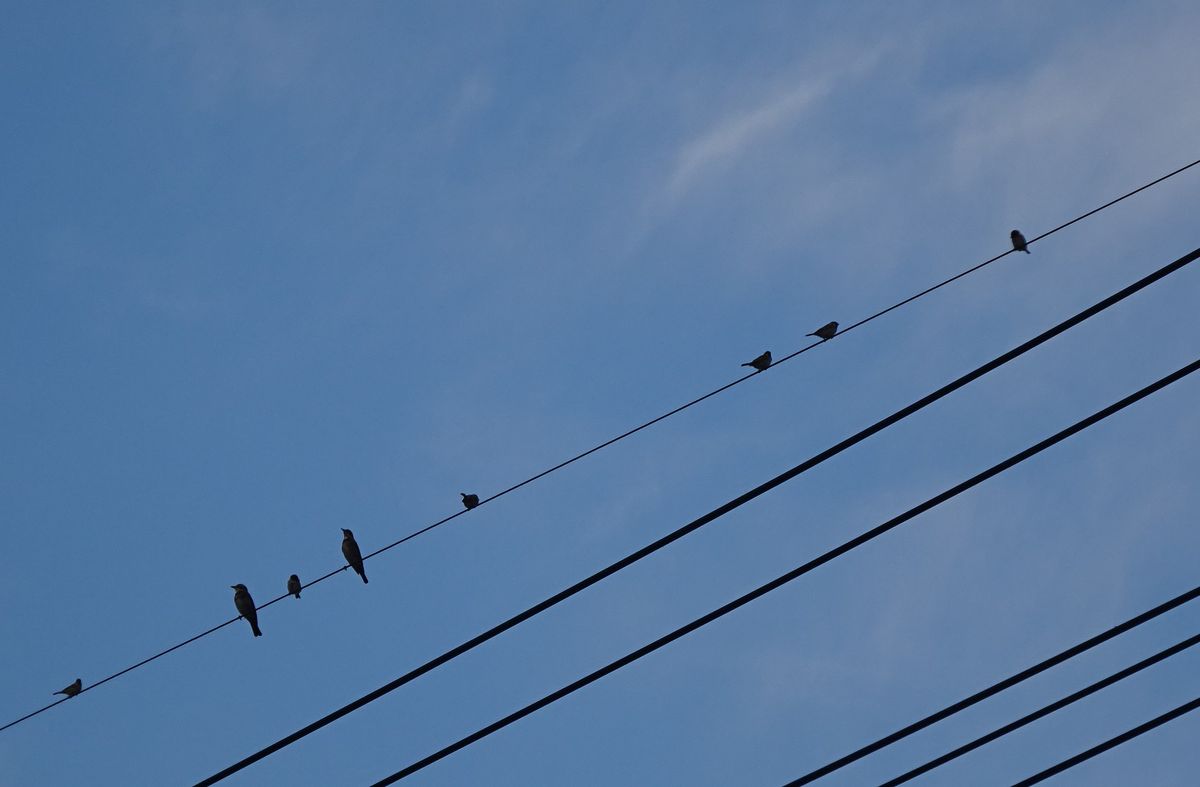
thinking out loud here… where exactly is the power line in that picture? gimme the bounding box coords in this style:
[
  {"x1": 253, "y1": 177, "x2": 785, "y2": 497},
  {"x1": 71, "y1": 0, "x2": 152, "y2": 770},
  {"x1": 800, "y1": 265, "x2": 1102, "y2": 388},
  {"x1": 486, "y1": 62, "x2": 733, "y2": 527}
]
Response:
[
  {"x1": 191, "y1": 245, "x2": 1200, "y2": 784},
  {"x1": 880, "y1": 632, "x2": 1200, "y2": 785},
  {"x1": 786, "y1": 583, "x2": 1200, "y2": 785},
  {"x1": 366, "y1": 358, "x2": 1200, "y2": 785},
  {"x1": 836, "y1": 154, "x2": 1200, "y2": 339},
  {"x1": 1010, "y1": 694, "x2": 1200, "y2": 786},
  {"x1": 5, "y1": 160, "x2": 1197, "y2": 738}
]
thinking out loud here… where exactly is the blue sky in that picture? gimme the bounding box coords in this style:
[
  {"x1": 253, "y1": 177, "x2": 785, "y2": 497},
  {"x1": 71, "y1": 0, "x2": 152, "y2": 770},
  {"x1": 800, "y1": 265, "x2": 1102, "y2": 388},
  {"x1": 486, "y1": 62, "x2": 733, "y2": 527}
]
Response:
[{"x1": 2, "y1": 2, "x2": 1199, "y2": 784}]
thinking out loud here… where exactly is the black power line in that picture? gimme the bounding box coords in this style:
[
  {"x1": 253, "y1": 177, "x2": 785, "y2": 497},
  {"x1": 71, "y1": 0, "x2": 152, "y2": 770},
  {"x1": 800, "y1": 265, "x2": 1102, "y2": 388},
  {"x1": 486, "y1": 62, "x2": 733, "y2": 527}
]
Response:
[
  {"x1": 4, "y1": 157, "x2": 1195, "y2": 734},
  {"x1": 880, "y1": 632, "x2": 1200, "y2": 785},
  {"x1": 837, "y1": 154, "x2": 1200, "y2": 340},
  {"x1": 192, "y1": 245, "x2": 1200, "y2": 784},
  {"x1": 367, "y1": 358, "x2": 1200, "y2": 785},
  {"x1": 786, "y1": 584, "x2": 1200, "y2": 785},
  {"x1": 1011, "y1": 694, "x2": 1200, "y2": 786}
]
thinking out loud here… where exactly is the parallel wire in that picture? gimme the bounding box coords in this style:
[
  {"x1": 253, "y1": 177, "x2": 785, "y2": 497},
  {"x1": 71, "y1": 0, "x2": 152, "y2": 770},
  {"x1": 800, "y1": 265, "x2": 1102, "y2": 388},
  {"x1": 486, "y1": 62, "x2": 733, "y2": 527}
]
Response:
[
  {"x1": 787, "y1": 584, "x2": 1200, "y2": 784},
  {"x1": 4, "y1": 157, "x2": 1197, "y2": 737},
  {"x1": 880, "y1": 632, "x2": 1200, "y2": 785},
  {"x1": 832, "y1": 154, "x2": 1200, "y2": 342},
  {"x1": 367, "y1": 358, "x2": 1200, "y2": 784},
  {"x1": 1011, "y1": 694, "x2": 1200, "y2": 786},
  {"x1": 194, "y1": 247, "x2": 1200, "y2": 784}
]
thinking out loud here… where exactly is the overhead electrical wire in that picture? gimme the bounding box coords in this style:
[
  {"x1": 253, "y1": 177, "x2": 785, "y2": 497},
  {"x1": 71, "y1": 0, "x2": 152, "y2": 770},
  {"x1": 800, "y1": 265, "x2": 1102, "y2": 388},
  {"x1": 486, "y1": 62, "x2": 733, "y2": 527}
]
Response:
[
  {"x1": 191, "y1": 246, "x2": 1200, "y2": 784},
  {"x1": 363, "y1": 358, "x2": 1200, "y2": 784},
  {"x1": 1010, "y1": 694, "x2": 1200, "y2": 786},
  {"x1": 879, "y1": 631, "x2": 1200, "y2": 785},
  {"x1": 5, "y1": 159, "x2": 1197, "y2": 739},
  {"x1": 786, "y1": 583, "x2": 1200, "y2": 784},
  {"x1": 187, "y1": 244, "x2": 1200, "y2": 782}
]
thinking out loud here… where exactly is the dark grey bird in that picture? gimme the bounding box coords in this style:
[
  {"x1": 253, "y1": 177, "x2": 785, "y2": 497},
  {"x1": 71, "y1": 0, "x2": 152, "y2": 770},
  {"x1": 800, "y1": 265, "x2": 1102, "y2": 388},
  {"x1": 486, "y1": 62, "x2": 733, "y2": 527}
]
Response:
[
  {"x1": 342, "y1": 528, "x2": 368, "y2": 584},
  {"x1": 461, "y1": 492, "x2": 480, "y2": 510},
  {"x1": 1011, "y1": 229, "x2": 1030, "y2": 253},
  {"x1": 807, "y1": 321, "x2": 839, "y2": 341},
  {"x1": 53, "y1": 678, "x2": 82, "y2": 698},
  {"x1": 287, "y1": 574, "x2": 302, "y2": 599},
  {"x1": 231, "y1": 584, "x2": 262, "y2": 637},
  {"x1": 741, "y1": 351, "x2": 772, "y2": 371}
]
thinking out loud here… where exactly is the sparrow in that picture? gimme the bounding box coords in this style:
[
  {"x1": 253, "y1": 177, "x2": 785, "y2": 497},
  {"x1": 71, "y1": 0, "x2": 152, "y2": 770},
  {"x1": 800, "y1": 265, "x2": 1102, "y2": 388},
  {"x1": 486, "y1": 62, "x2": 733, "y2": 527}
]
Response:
[
  {"x1": 741, "y1": 351, "x2": 772, "y2": 371},
  {"x1": 1011, "y1": 229, "x2": 1031, "y2": 254},
  {"x1": 287, "y1": 574, "x2": 302, "y2": 599},
  {"x1": 232, "y1": 584, "x2": 262, "y2": 637},
  {"x1": 54, "y1": 678, "x2": 82, "y2": 698},
  {"x1": 807, "y1": 321, "x2": 839, "y2": 341},
  {"x1": 342, "y1": 529, "x2": 368, "y2": 584},
  {"x1": 461, "y1": 492, "x2": 480, "y2": 510}
]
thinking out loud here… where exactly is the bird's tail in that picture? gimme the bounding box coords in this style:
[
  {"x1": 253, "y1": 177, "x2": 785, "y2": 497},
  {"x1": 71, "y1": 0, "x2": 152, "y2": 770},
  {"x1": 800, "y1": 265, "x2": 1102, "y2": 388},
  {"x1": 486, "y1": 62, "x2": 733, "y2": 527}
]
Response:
[
  {"x1": 1024, "y1": 249, "x2": 1031, "y2": 254},
  {"x1": 740, "y1": 362, "x2": 753, "y2": 367},
  {"x1": 361, "y1": 572, "x2": 369, "y2": 584},
  {"x1": 806, "y1": 332, "x2": 818, "y2": 337},
  {"x1": 251, "y1": 621, "x2": 263, "y2": 637}
]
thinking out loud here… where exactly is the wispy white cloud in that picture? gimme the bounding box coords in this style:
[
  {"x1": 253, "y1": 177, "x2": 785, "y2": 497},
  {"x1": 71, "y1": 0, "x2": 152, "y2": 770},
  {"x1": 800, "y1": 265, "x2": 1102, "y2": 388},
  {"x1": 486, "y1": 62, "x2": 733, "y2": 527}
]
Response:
[
  {"x1": 938, "y1": 4, "x2": 1200, "y2": 201},
  {"x1": 152, "y1": 6, "x2": 322, "y2": 104},
  {"x1": 665, "y1": 81, "x2": 832, "y2": 200},
  {"x1": 660, "y1": 51, "x2": 886, "y2": 205}
]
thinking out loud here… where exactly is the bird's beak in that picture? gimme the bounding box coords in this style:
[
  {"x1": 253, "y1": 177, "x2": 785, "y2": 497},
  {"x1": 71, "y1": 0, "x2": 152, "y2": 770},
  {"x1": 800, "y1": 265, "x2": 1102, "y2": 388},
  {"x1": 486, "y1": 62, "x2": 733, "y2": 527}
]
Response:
[{"x1": 230, "y1": 585, "x2": 238, "y2": 589}]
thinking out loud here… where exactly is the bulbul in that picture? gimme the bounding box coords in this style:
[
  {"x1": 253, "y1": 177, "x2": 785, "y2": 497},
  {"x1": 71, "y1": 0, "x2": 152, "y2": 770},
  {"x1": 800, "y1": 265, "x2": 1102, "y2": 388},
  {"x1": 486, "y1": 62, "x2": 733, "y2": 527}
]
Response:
[
  {"x1": 287, "y1": 574, "x2": 302, "y2": 599},
  {"x1": 807, "y1": 321, "x2": 839, "y2": 340},
  {"x1": 742, "y1": 351, "x2": 772, "y2": 371},
  {"x1": 342, "y1": 528, "x2": 368, "y2": 583},
  {"x1": 461, "y1": 492, "x2": 480, "y2": 510},
  {"x1": 54, "y1": 678, "x2": 82, "y2": 698},
  {"x1": 1011, "y1": 229, "x2": 1030, "y2": 253},
  {"x1": 231, "y1": 584, "x2": 262, "y2": 637}
]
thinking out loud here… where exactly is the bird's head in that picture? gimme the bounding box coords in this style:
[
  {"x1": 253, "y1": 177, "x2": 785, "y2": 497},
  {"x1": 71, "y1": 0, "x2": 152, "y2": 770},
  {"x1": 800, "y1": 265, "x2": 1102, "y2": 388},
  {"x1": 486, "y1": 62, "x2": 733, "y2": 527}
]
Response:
[
  {"x1": 342, "y1": 528, "x2": 353, "y2": 538},
  {"x1": 231, "y1": 583, "x2": 248, "y2": 592},
  {"x1": 289, "y1": 574, "x2": 299, "y2": 582}
]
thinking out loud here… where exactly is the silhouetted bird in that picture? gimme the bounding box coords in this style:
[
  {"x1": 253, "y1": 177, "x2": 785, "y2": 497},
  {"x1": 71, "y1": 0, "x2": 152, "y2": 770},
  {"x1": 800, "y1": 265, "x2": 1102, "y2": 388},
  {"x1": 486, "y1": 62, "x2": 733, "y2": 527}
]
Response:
[
  {"x1": 1011, "y1": 229, "x2": 1031, "y2": 253},
  {"x1": 461, "y1": 492, "x2": 480, "y2": 510},
  {"x1": 54, "y1": 678, "x2": 82, "y2": 698},
  {"x1": 287, "y1": 574, "x2": 302, "y2": 599},
  {"x1": 232, "y1": 584, "x2": 262, "y2": 637},
  {"x1": 342, "y1": 528, "x2": 368, "y2": 584},
  {"x1": 742, "y1": 351, "x2": 772, "y2": 371},
  {"x1": 807, "y1": 321, "x2": 839, "y2": 340}
]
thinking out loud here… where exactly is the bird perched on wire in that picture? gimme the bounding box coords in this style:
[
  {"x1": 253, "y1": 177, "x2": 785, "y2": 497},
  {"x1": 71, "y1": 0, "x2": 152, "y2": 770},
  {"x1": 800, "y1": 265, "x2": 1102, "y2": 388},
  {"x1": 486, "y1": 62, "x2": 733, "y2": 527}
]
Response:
[
  {"x1": 53, "y1": 678, "x2": 82, "y2": 698},
  {"x1": 1011, "y1": 229, "x2": 1031, "y2": 254},
  {"x1": 231, "y1": 584, "x2": 262, "y2": 637},
  {"x1": 807, "y1": 321, "x2": 839, "y2": 341},
  {"x1": 461, "y1": 492, "x2": 480, "y2": 510},
  {"x1": 342, "y1": 529, "x2": 368, "y2": 583},
  {"x1": 287, "y1": 574, "x2": 302, "y2": 599},
  {"x1": 742, "y1": 351, "x2": 772, "y2": 371}
]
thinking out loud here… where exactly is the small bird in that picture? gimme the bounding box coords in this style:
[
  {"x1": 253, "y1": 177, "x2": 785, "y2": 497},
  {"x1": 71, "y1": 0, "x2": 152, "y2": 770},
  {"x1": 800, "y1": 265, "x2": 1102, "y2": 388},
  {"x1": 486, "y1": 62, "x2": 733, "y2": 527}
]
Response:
[
  {"x1": 342, "y1": 528, "x2": 368, "y2": 584},
  {"x1": 461, "y1": 492, "x2": 480, "y2": 510},
  {"x1": 231, "y1": 584, "x2": 262, "y2": 637},
  {"x1": 807, "y1": 321, "x2": 839, "y2": 341},
  {"x1": 1011, "y1": 229, "x2": 1030, "y2": 254},
  {"x1": 53, "y1": 678, "x2": 82, "y2": 698},
  {"x1": 742, "y1": 351, "x2": 772, "y2": 371},
  {"x1": 287, "y1": 574, "x2": 302, "y2": 599}
]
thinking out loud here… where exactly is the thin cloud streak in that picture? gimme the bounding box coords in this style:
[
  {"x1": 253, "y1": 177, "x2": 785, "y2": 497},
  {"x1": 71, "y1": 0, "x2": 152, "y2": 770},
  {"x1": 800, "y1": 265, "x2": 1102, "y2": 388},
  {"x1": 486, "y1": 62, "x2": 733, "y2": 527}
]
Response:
[{"x1": 662, "y1": 51, "x2": 886, "y2": 204}]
